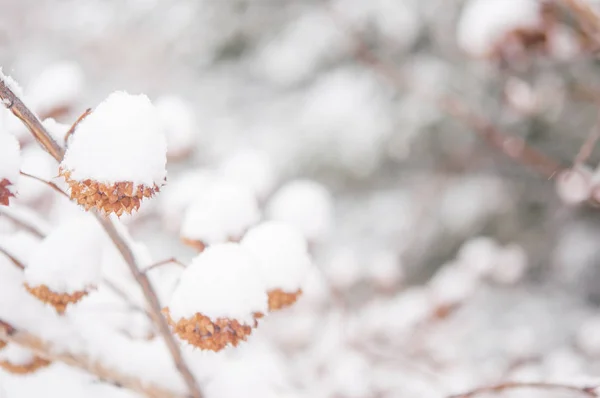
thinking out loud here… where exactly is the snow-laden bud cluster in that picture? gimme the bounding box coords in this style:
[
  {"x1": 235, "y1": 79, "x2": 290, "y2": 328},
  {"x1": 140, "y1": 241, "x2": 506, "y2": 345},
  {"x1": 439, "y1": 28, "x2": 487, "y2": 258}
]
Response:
[
  {"x1": 457, "y1": 0, "x2": 543, "y2": 58},
  {"x1": 60, "y1": 91, "x2": 167, "y2": 216},
  {"x1": 217, "y1": 149, "x2": 276, "y2": 201},
  {"x1": 266, "y1": 179, "x2": 334, "y2": 243},
  {"x1": 24, "y1": 214, "x2": 105, "y2": 313},
  {"x1": 159, "y1": 169, "x2": 216, "y2": 233},
  {"x1": 165, "y1": 243, "x2": 268, "y2": 351},
  {"x1": 241, "y1": 221, "x2": 313, "y2": 311},
  {"x1": 155, "y1": 95, "x2": 196, "y2": 161},
  {"x1": 0, "y1": 132, "x2": 20, "y2": 206},
  {"x1": 0, "y1": 343, "x2": 51, "y2": 375},
  {"x1": 180, "y1": 180, "x2": 260, "y2": 250},
  {"x1": 26, "y1": 61, "x2": 84, "y2": 120}
]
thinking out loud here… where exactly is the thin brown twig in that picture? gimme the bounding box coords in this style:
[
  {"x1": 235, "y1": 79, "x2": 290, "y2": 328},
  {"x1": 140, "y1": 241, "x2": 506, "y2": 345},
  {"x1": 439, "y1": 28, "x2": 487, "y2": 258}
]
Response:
[
  {"x1": 64, "y1": 108, "x2": 92, "y2": 142},
  {"x1": 0, "y1": 320, "x2": 184, "y2": 398},
  {"x1": 102, "y1": 279, "x2": 154, "y2": 321},
  {"x1": 0, "y1": 78, "x2": 64, "y2": 161},
  {"x1": 0, "y1": 246, "x2": 25, "y2": 270},
  {"x1": 559, "y1": 0, "x2": 600, "y2": 45},
  {"x1": 328, "y1": 7, "x2": 566, "y2": 180},
  {"x1": 143, "y1": 257, "x2": 187, "y2": 274},
  {"x1": 449, "y1": 381, "x2": 598, "y2": 398},
  {"x1": 0, "y1": 208, "x2": 46, "y2": 238},
  {"x1": 574, "y1": 112, "x2": 600, "y2": 165},
  {"x1": 19, "y1": 171, "x2": 70, "y2": 199},
  {"x1": 0, "y1": 74, "x2": 202, "y2": 398}
]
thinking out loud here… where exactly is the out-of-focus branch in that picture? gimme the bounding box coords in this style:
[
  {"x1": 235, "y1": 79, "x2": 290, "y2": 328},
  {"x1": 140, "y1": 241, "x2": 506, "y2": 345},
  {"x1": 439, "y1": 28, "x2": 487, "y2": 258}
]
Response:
[
  {"x1": 19, "y1": 171, "x2": 70, "y2": 199},
  {"x1": 0, "y1": 246, "x2": 25, "y2": 270},
  {"x1": 0, "y1": 205, "x2": 48, "y2": 238},
  {"x1": 328, "y1": 8, "x2": 565, "y2": 179},
  {"x1": 0, "y1": 74, "x2": 203, "y2": 398},
  {"x1": 0, "y1": 320, "x2": 185, "y2": 398},
  {"x1": 64, "y1": 107, "x2": 91, "y2": 143},
  {"x1": 0, "y1": 79, "x2": 64, "y2": 161},
  {"x1": 449, "y1": 381, "x2": 598, "y2": 398},
  {"x1": 143, "y1": 257, "x2": 186, "y2": 274},
  {"x1": 559, "y1": 0, "x2": 600, "y2": 44}
]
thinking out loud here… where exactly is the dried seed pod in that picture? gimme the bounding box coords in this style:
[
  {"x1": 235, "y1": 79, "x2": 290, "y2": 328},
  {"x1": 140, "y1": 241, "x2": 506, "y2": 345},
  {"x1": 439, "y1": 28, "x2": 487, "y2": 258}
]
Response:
[
  {"x1": 241, "y1": 221, "x2": 312, "y2": 312},
  {"x1": 155, "y1": 95, "x2": 196, "y2": 161},
  {"x1": 0, "y1": 132, "x2": 21, "y2": 206},
  {"x1": 0, "y1": 356, "x2": 51, "y2": 375},
  {"x1": 61, "y1": 170, "x2": 160, "y2": 217},
  {"x1": 23, "y1": 215, "x2": 104, "y2": 313},
  {"x1": 0, "y1": 344, "x2": 51, "y2": 375},
  {"x1": 23, "y1": 284, "x2": 88, "y2": 314},
  {"x1": 166, "y1": 243, "x2": 267, "y2": 351},
  {"x1": 164, "y1": 310, "x2": 253, "y2": 352},
  {"x1": 180, "y1": 181, "x2": 260, "y2": 250},
  {"x1": 267, "y1": 288, "x2": 303, "y2": 311},
  {"x1": 60, "y1": 91, "x2": 167, "y2": 216}
]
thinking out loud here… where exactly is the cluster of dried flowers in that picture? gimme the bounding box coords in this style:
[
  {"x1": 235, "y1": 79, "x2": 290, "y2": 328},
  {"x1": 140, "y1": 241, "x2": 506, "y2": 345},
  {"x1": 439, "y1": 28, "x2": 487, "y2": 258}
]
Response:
[{"x1": 0, "y1": 74, "x2": 316, "y2": 362}]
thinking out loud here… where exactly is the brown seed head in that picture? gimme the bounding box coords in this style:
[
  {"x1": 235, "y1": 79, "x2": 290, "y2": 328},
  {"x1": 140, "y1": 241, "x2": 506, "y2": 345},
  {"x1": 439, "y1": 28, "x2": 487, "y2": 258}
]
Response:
[
  {"x1": 267, "y1": 288, "x2": 302, "y2": 311},
  {"x1": 24, "y1": 283, "x2": 88, "y2": 314},
  {"x1": 0, "y1": 356, "x2": 51, "y2": 374},
  {"x1": 163, "y1": 308, "x2": 254, "y2": 351},
  {"x1": 0, "y1": 178, "x2": 15, "y2": 206},
  {"x1": 60, "y1": 169, "x2": 160, "y2": 217}
]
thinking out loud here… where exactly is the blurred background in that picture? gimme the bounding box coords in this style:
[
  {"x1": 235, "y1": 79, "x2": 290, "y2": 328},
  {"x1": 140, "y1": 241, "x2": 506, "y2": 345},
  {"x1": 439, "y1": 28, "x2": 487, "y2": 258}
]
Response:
[{"x1": 3, "y1": 0, "x2": 600, "y2": 397}]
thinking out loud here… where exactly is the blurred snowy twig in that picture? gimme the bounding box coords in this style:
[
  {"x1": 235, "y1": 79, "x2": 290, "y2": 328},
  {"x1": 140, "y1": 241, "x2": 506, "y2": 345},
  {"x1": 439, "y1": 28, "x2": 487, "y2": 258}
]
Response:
[{"x1": 328, "y1": 6, "x2": 566, "y2": 179}]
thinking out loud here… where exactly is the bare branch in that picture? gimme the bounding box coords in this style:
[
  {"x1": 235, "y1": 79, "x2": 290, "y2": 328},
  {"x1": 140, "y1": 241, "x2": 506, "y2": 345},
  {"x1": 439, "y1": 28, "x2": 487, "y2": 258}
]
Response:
[
  {"x1": 559, "y1": 0, "x2": 600, "y2": 45},
  {"x1": 328, "y1": 7, "x2": 565, "y2": 179},
  {"x1": 0, "y1": 320, "x2": 185, "y2": 398},
  {"x1": 102, "y1": 279, "x2": 154, "y2": 321},
  {"x1": 0, "y1": 246, "x2": 25, "y2": 270},
  {"x1": 449, "y1": 381, "x2": 598, "y2": 398},
  {"x1": 19, "y1": 171, "x2": 70, "y2": 199},
  {"x1": 574, "y1": 111, "x2": 600, "y2": 166},
  {"x1": 64, "y1": 108, "x2": 92, "y2": 143},
  {"x1": 0, "y1": 205, "x2": 49, "y2": 238},
  {"x1": 0, "y1": 78, "x2": 64, "y2": 162},
  {"x1": 0, "y1": 74, "x2": 202, "y2": 398},
  {"x1": 143, "y1": 257, "x2": 186, "y2": 274}
]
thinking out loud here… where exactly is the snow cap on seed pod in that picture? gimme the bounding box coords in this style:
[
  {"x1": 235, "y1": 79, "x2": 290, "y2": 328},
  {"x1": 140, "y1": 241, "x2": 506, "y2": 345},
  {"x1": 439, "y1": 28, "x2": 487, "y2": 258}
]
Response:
[
  {"x1": 27, "y1": 61, "x2": 84, "y2": 119},
  {"x1": 0, "y1": 343, "x2": 51, "y2": 374},
  {"x1": 0, "y1": 132, "x2": 20, "y2": 206},
  {"x1": 24, "y1": 214, "x2": 106, "y2": 313},
  {"x1": 155, "y1": 95, "x2": 196, "y2": 161},
  {"x1": 241, "y1": 221, "x2": 312, "y2": 311},
  {"x1": 266, "y1": 179, "x2": 334, "y2": 242},
  {"x1": 217, "y1": 148, "x2": 276, "y2": 201},
  {"x1": 60, "y1": 91, "x2": 167, "y2": 216},
  {"x1": 165, "y1": 242, "x2": 268, "y2": 351},
  {"x1": 180, "y1": 179, "x2": 260, "y2": 251},
  {"x1": 159, "y1": 169, "x2": 216, "y2": 233}
]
